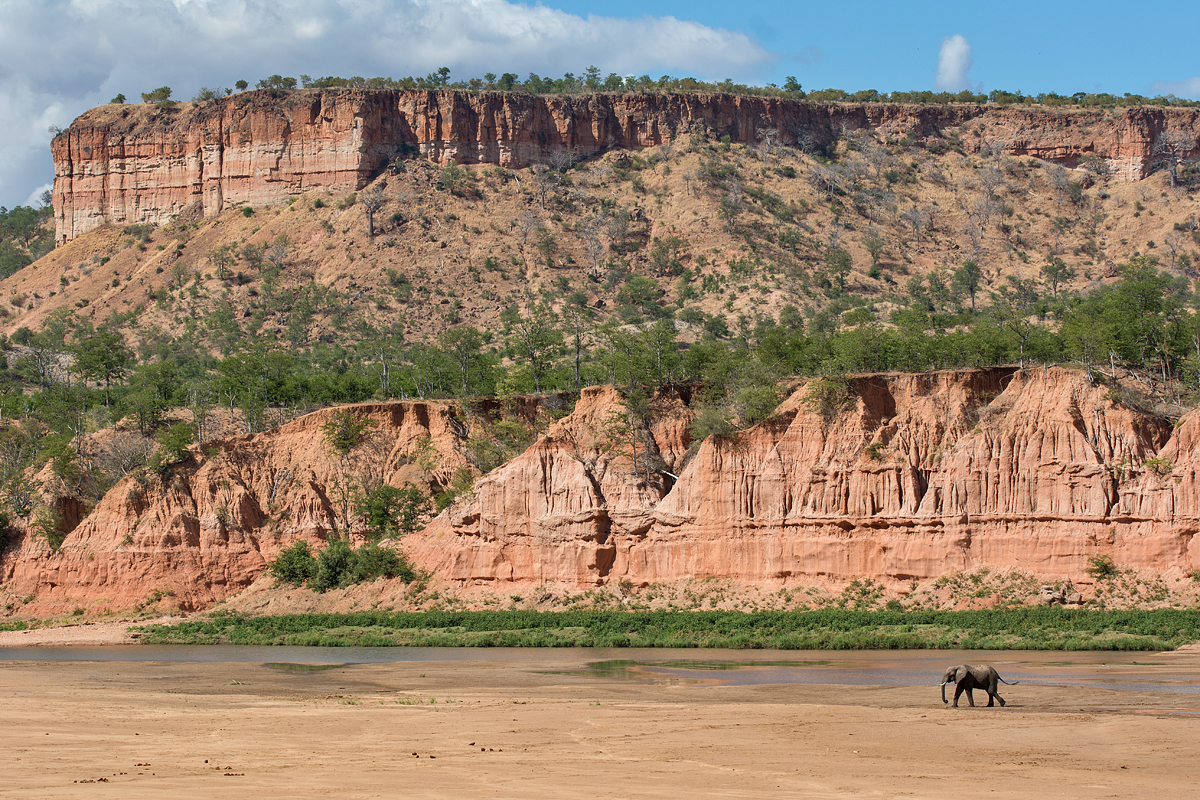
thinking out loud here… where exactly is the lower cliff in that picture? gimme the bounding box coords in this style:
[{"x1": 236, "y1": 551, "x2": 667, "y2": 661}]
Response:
[
  {"x1": 2, "y1": 367, "x2": 1198, "y2": 615},
  {"x1": 411, "y1": 368, "x2": 1196, "y2": 588}
]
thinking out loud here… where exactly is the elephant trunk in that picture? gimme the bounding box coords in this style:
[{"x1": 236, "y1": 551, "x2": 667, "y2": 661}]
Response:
[{"x1": 940, "y1": 682, "x2": 948, "y2": 704}]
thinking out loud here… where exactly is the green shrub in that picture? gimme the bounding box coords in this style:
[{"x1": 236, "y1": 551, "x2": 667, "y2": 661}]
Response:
[
  {"x1": 269, "y1": 541, "x2": 317, "y2": 586},
  {"x1": 1086, "y1": 554, "x2": 1117, "y2": 579},
  {"x1": 348, "y1": 542, "x2": 415, "y2": 584},
  {"x1": 322, "y1": 409, "x2": 375, "y2": 455},
  {"x1": 356, "y1": 485, "x2": 430, "y2": 539},
  {"x1": 274, "y1": 537, "x2": 418, "y2": 593},
  {"x1": 149, "y1": 422, "x2": 195, "y2": 476},
  {"x1": 313, "y1": 538, "x2": 356, "y2": 592},
  {"x1": 33, "y1": 506, "x2": 65, "y2": 550}
]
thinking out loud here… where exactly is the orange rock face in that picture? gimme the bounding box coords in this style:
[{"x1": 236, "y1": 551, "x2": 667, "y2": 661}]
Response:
[
  {"x1": 53, "y1": 91, "x2": 1200, "y2": 243},
  {"x1": 4, "y1": 369, "x2": 1200, "y2": 613},
  {"x1": 410, "y1": 368, "x2": 1199, "y2": 589},
  {"x1": 0, "y1": 401, "x2": 472, "y2": 614}
]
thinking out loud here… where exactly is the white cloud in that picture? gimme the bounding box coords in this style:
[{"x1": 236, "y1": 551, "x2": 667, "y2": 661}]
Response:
[
  {"x1": 1151, "y1": 77, "x2": 1200, "y2": 99},
  {"x1": 24, "y1": 182, "x2": 52, "y2": 208},
  {"x1": 935, "y1": 33, "x2": 973, "y2": 93},
  {"x1": 0, "y1": 0, "x2": 776, "y2": 208}
]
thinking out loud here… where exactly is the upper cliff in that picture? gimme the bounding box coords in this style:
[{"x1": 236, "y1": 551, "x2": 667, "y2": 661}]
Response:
[{"x1": 51, "y1": 90, "x2": 1200, "y2": 244}]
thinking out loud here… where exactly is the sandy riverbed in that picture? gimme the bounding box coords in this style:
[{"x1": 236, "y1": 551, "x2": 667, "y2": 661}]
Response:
[{"x1": 2, "y1": 645, "x2": 1198, "y2": 799}]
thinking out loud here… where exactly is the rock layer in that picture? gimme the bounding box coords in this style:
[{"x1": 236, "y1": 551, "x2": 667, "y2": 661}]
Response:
[{"x1": 53, "y1": 91, "x2": 1200, "y2": 242}]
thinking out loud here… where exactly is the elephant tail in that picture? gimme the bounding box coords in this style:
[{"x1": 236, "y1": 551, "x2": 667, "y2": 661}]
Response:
[{"x1": 998, "y1": 677, "x2": 1019, "y2": 685}]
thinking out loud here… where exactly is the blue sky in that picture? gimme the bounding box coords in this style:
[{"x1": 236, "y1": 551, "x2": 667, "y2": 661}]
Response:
[{"x1": 1, "y1": 0, "x2": 1196, "y2": 210}]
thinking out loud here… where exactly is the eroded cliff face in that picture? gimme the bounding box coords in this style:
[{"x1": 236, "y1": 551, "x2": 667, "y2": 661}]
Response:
[
  {"x1": 3, "y1": 368, "x2": 1198, "y2": 614},
  {"x1": 411, "y1": 368, "x2": 1198, "y2": 589},
  {"x1": 52, "y1": 90, "x2": 1200, "y2": 242},
  {"x1": 0, "y1": 400, "x2": 472, "y2": 613}
]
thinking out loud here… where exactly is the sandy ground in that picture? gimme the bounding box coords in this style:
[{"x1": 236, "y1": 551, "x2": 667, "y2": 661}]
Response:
[{"x1": 2, "y1": 647, "x2": 1199, "y2": 799}]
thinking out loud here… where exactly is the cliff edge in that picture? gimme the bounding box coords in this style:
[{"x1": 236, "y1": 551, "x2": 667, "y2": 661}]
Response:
[{"x1": 52, "y1": 90, "x2": 1200, "y2": 243}]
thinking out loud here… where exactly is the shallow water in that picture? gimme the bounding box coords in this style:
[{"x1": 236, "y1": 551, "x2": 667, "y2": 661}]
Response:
[{"x1": 1, "y1": 644, "x2": 1196, "y2": 695}]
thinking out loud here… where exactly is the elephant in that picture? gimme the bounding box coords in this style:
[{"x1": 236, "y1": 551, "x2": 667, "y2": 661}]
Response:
[{"x1": 940, "y1": 664, "x2": 1017, "y2": 707}]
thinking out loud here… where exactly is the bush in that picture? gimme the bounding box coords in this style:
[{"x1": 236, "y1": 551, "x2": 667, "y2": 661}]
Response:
[
  {"x1": 269, "y1": 541, "x2": 317, "y2": 586},
  {"x1": 349, "y1": 542, "x2": 415, "y2": 584},
  {"x1": 1086, "y1": 554, "x2": 1117, "y2": 579},
  {"x1": 322, "y1": 409, "x2": 375, "y2": 455},
  {"x1": 149, "y1": 422, "x2": 195, "y2": 475},
  {"x1": 33, "y1": 506, "x2": 65, "y2": 550},
  {"x1": 312, "y1": 538, "x2": 356, "y2": 592},
  {"x1": 356, "y1": 485, "x2": 430, "y2": 539}
]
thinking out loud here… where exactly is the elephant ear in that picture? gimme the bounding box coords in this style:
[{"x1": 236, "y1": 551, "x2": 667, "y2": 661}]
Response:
[{"x1": 954, "y1": 666, "x2": 968, "y2": 683}]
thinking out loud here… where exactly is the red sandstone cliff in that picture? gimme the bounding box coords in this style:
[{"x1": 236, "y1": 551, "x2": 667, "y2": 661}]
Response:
[
  {"x1": 0, "y1": 400, "x2": 472, "y2": 613},
  {"x1": 410, "y1": 368, "x2": 1196, "y2": 589},
  {"x1": 52, "y1": 90, "x2": 1200, "y2": 243},
  {"x1": 3, "y1": 368, "x2": 1199, "y2": 614}
]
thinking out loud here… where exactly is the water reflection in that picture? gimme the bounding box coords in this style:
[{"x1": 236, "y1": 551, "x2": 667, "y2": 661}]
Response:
[{"x1": 1, "y1": 645, "x2": 1196, "y2": 696}]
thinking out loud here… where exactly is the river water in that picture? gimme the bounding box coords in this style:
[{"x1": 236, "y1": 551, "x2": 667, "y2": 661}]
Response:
[{"x1": 1, "y1": 645, "x2": 1196, "y2": 696}]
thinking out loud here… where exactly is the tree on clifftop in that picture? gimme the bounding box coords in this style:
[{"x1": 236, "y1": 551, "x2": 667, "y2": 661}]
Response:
[{"x1": 140, "y1": 86, "x2": 171, "y2": 103}]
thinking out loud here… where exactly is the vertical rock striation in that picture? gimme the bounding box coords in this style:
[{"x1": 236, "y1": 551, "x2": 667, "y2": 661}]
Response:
[{"x1": 410, "y1": 368, "x2": 1198, "y2": 588}]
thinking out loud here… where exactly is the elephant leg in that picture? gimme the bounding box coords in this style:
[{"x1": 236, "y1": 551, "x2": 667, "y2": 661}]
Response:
[
  {"x1": 986, "y1": 692, "x2": 995, "y2": 707},
  {"x1": 964, "y1": 687, "x2": 975, "y2": 707},
  {"x1": 987, "y1": 675, "x2": 1005, "y2": 707},
  {"x1": 952, "y1": 683, "x2": 965, "y2": 707}
]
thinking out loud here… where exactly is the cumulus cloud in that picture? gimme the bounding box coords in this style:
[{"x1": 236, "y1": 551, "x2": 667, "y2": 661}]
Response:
[
  {"x1": 935, "y1": 33, "x2": 973, "y2": 93},
  {"x1": 1151, "y1": 77, "x2": 1200, "y2": 99},
  {"x1": 0, "y1": 0, "x2": 775, "y2": 208}
]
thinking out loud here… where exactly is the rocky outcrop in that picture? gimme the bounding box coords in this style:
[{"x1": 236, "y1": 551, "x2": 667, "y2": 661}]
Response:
[
  {"x1": 52, "y1": 90, "x2": 1200, "y2": 242},
  {"x1": 410, "y1": 368, "x2": 1199, "y2": 588}
]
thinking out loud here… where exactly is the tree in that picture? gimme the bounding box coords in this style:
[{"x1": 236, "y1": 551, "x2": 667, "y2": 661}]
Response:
[
  {"x1": 322, "y1": 409, "x2": 375, "y2": 456},
  {"x1": 1152, "y1": 131, "x2": 1196, "y2": 189},
  {"x1": 900, "y1": 205, "x2": 932, "y2": 248},
  {"x1": 952, "y1": 260, "x2": 984, "y2": 311},
  {"x1": 560, "y1": 292, "x2": 594, "y2": 390},
  {"x1": 73, "y1": 328, "x2": 132, "y2": 406},
  {"x1": 209, "y1": 243, "x2": 237, "y2": 280},
  {"x1": 1041, "y1": 256, "x2": 1076, "y2": 299},
  {"x1": 361, "y1": 185, "x2": 385, "y2": 238},
  {"x1": 256, "y1": 75, "x2": 297, "y2": 90},
  {"x1": 824, "y1": 247, "x2": 852, "y2": 294},
  {"x1": 322, "y1": 409, "x2": 378, "y2": 535},
  {"x1": 718, "y1": 186, "x2": 744, "y2": 233},
  {"x1": 356, "y1": 485, "x2": 430, "y2": 539},
  {"x1": 140, "y1": 86, "x2": 172, "y2": 103},
  {"x1": 579, "y1": 216, "x2": 606, "y2": 277},
  {"x1": 235, "y1": 79, "x2": 248, "y2": 92},
  {"x1": 509, "y1": 304, "x2": 563, "y2": 393},
  {"x1": 864, "y1": 234, "x2": 885, "y2": 269},
  {"x1": 437, "y1": 325, "x2": 486, "y2": 399}
]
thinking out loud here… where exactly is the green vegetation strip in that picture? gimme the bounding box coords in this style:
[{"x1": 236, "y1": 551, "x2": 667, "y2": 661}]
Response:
[{"x1": 133, "y1": 609, "x2": 1200, "y2": 651}]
